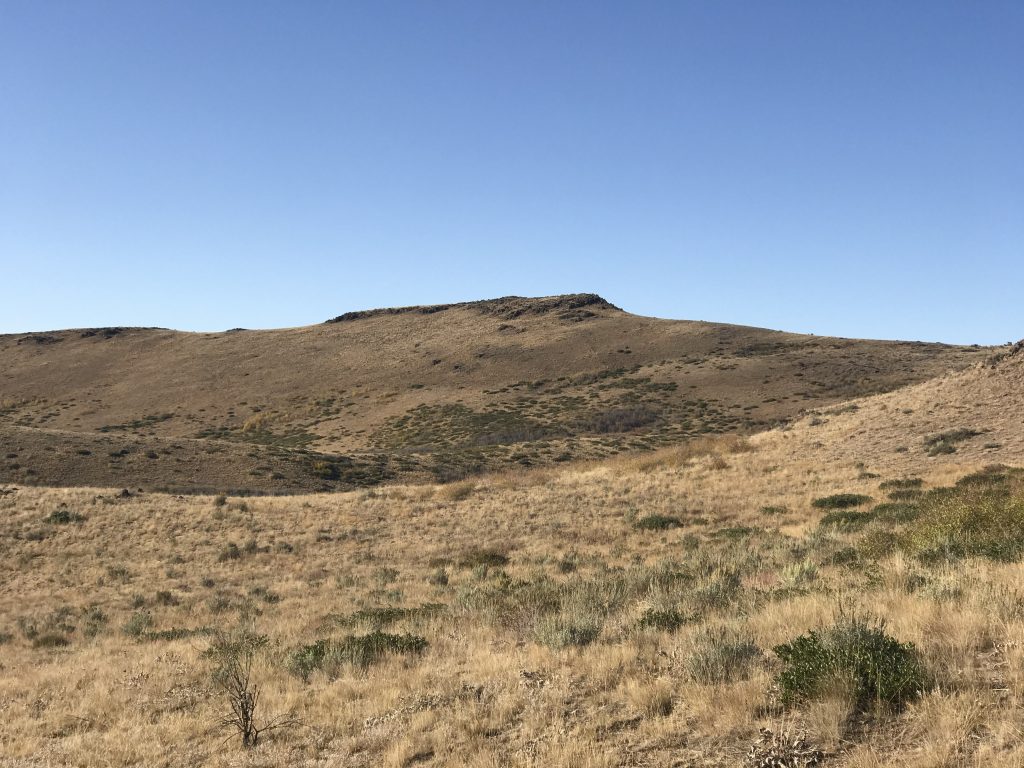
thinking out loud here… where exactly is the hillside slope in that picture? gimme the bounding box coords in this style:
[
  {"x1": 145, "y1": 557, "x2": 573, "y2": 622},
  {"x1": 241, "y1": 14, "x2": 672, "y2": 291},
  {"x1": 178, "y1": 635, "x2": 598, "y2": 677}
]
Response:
[
  {"x1": 0, "y1": 294, "x2": 991, "y2": 492},
  {"x1": 755, "y1": 339, "x2": 1024, "y2": 475}
]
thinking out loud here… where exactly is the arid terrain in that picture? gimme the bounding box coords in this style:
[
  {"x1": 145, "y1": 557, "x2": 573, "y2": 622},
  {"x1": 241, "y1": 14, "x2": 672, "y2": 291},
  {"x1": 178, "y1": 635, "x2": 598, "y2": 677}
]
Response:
[
  {"x1": 0, "y1": 295, "x2": 991, "y2": 493},
  {"x1": 2, "y1": 301, "x2": 1023, "y2": 766}
]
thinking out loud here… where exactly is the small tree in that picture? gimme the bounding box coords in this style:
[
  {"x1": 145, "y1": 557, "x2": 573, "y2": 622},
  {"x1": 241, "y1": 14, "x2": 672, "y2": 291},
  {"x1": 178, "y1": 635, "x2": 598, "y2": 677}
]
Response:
[{"x1": 206, "y1": 624, "x2": 295, "y2": 749}]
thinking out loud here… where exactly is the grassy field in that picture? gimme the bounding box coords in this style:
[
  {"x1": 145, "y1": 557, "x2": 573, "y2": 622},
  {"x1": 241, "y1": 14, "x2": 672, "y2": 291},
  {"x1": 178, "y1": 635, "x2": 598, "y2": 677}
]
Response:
[
  {"x1": 2, "y1": 330, "x2": 1020, "y2": 766},
  {"x1": 3, "y1": 377, "x2": 1024, "y2": 766}
]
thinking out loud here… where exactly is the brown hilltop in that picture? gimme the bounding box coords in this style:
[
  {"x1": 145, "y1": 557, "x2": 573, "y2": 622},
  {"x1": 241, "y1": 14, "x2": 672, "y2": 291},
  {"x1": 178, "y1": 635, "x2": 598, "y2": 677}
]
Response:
[{"x1": 0, "y1": 294, "x2": 992, "y2": 492}]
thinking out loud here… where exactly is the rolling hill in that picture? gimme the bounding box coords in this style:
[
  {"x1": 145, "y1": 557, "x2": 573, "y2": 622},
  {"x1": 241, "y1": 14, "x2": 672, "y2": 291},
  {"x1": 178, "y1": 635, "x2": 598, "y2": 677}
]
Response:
[{"x1": 0, "y1": 294, "x2": 992, "y2": 492}]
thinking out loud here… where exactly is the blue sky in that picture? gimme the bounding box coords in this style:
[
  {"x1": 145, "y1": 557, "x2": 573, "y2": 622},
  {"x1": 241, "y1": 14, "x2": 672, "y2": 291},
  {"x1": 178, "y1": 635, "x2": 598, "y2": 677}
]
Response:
[{"x1": 1, "y1": 2, "x2": 1021, "y2": 343}]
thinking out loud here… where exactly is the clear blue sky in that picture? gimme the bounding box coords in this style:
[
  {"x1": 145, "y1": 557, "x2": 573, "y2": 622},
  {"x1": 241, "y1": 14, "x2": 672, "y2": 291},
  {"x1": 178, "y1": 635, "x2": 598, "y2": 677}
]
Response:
[{"x1": 2, "y1": 2, "x2": 1021, "y2": 343}]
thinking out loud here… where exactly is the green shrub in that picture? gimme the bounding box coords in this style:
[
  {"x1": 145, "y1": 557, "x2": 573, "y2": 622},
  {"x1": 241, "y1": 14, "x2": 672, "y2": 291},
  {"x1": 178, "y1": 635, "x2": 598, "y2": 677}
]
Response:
[
  {"x1": 871, "y1": 502, "x2": 920, "y2": 524},
  {"x1": 634, "y1": 514, "x2": 682, "y2": 531},
  {"x1": 140, "y1": 626, "x2": 213, "y2": 642},
  {"x1": 955, "y1": 466, "x2": 1021, "y2": 487},
  {"x1": 327, "y1": 604, "x2": 445, "y2": 630},
  {"x1": 122, "y1": 611, "x2": 153, "y2": 638},
  {"x1": 774, "y1": 616, "x2": 928, "y2": 711},
  {"x1": 923, "y1": 428, "x2": 982, "y2": 456},
  {"x1": 686, "y1": 626, "x2": 760, "y2": 683},
  {"x1": 637, "y1": 608, "x2": 691, "y2": 632},
  {"x1": 888, "y1": 489, "x2": 922, "y2": 501},
  {"x1": 812, "y1": 494, "x2": 872, "y2": 510},
  {"x1": 818, "y1": 508, "x2": 876, "y2": 530},
  {"x1": 879, "y1": 478, "x2": 923, "y2": 491},
  {"x1": 287, "y1": 631, "x2": 428, "y2": 680},
  {"x1": 899, "y1": 482, "x2": 1024, "y2": 562},
  {"x1": 46, "y1": 508, "x2": 86, "y2": 524}
]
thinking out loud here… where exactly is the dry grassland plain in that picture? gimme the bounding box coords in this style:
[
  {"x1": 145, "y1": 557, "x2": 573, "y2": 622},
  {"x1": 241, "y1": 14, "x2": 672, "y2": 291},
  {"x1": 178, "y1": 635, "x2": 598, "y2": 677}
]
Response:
[{"x1": 2, "y1": 339, "x2": 1023, "y2": 767}]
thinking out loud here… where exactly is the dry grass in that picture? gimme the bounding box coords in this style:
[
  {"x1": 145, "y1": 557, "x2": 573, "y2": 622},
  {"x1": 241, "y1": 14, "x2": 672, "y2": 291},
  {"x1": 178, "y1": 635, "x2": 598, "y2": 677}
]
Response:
[
  {"x1": 1, "y1": 344, "x2": 1022, "y2": 765},
  {"x1": 3, "y1": 409, "x2": 1024, "y2": 766}
]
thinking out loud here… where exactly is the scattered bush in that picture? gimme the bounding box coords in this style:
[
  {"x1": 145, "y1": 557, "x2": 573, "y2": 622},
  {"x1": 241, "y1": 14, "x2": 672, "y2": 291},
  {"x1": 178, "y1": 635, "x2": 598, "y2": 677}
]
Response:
[
  {"x1": 287, "y1": 632, "x2": 428, "y2": 681},
  {"x1": 819, "y1": 508, "x2": 876, "y2": 530},
  {"x1": 327, "y1": 604, "x2": 445, "y2": 630},
  {"x1": 774, "y1": 615, "x2": 928, "y2": 711},
  {"x1": 812, "y1": 494, "x2": 872, "y2": 510},
  {"x1": 634, "y1": 514, "x2": 682, "y2": 531},
  {"x1": 923, "y1": 428, "x2": 983, "y2": 456},
  {"x1": 637, "y1": 608, "x2": 690, "y2": 632},
  {"x1": 457, "y1": 547, "x2": 509, "y2": 569},
  {"x1": 46, "y1": 508, "x2": 86, "y2": 525},
  {"x1": 879, "y1": 478, "x2": 923, "y2": 491},
  {"x1": 122, "y1": 611, "x2": 153, "y2": 638},
  {"x1": 154, "y1": 590, "x2": 179, "y2": 606}
]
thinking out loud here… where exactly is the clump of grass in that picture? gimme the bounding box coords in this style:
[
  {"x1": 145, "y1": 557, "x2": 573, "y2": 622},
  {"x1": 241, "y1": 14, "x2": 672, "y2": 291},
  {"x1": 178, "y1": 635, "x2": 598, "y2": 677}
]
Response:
[
  {"x1": 534, "y1": 616, "x2": 601, "y2": 649},
  {"x1": 686, "y1": 626, "x2": 761, "y2": 683},
  {"x1": 457, "y1": 547, "x2": 509, "y2": 568},
  {"x1": 633, "y1": 514, "x2": 682, "y2": 531},
  {"x1": 774, "y1": 615, "x2": 928, "y2": 712},
  {"x1": 439, "y1": 480, "x2": 475, "y2": 502},
  {"x1": 46, "y1": 508, "x2": 86, "y2": 524},
  {"x1": 287, "y1": 632, "x2": 428, "y2": 681},
  {"x1": 924, "y1": 428, "x2": 983, "y2": 456},
  {"x1": 812, "y1": 494, "x2": 872, "y2": 510}
]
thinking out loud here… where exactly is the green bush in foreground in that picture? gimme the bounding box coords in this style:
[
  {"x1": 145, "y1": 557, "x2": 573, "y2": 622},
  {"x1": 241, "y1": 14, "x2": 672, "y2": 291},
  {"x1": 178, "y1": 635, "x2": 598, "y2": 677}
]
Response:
[{"x1": 774, "y1": 616, "x2": 928, "y2": 711}]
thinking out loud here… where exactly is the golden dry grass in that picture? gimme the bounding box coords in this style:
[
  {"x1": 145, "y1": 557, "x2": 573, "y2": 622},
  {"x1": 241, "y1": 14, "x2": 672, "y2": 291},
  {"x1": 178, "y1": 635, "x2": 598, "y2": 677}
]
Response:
[{"x1": 1, "y1": 343, "x2": 1021, "y2": 766}]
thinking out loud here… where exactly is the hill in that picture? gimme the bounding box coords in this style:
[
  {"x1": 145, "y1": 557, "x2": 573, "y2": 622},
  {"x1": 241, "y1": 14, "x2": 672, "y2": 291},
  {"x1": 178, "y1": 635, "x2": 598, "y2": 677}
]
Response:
[{"x1": 0, "y1": 294, "x2": 991, "y2": 492}]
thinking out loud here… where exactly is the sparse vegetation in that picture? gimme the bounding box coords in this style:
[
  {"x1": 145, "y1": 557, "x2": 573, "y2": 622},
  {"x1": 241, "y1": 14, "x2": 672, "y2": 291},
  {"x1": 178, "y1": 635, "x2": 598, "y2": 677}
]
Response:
[
  {"x1": 811, "y1": 493, "x2": 872, "y2": 510},
  {"x1": 923, "y1": 428, "x2": 983, "y2": 456},
  {"x1": 0, "y1": 308, "x2": 1018, "y2": 765}
]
